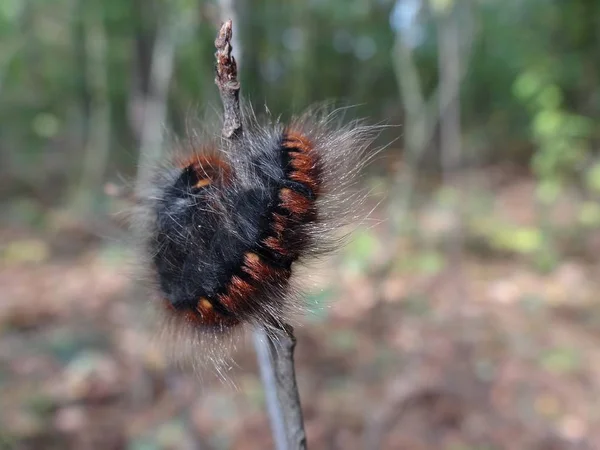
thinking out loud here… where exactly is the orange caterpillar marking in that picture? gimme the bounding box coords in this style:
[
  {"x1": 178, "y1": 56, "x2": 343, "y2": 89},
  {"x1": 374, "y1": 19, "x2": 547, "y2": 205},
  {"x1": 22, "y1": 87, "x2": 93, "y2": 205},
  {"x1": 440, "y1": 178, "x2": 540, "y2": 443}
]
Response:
[
  {"x1": 289, "y1": 150, "x2": 320, "y2": 194},
  {"x1": 218, "y1": 275, "x2": 256, "y2": 313},
  {"x1": 272, "y1": 213, "x2": 287, "y2": 237},
  {"x1": 193, "y1": 297, "x2": 224, "y2": 325},
  {"x1": 289, "y1": 169, "x2": 319, "y2": 195},
  {"x1": 283, "y1": 131, "x2": 313, "y2": 154},
  {"x1": 198, "y1": 297, "x2": 213, "y2": 311},
  {"x1": 182, "y1": 308, "x2": 237, "y2": 327},
  {"x1": 243, "y1": 252, "x2": 291, "y2": 285},
  {"x1": 289, "y1": 151, "x2": 316, "y2": 171},
  {"x1": 194, "y1": 178, "x2": 212, "y2": 188},
  {"x1": 263, "y1": 236, "x2": 288, "y2": 255},
  {"x1": 245, "y1": 252, "x2": 260, "y2": 264},
  {"x1": 243, "y1": 252, "x2": 279, "y2": 282},
  {"x1": 279, "y1": 188, "x2": 314, "y2": 217},
  {"x1": 163, "y1": 298, "x2": 236, "y2": 327},
  {"x1": 176, "y1": 153, "x2": 232, "y2": 185},
  {"x1": 283, "y1": 131, "x2": 321, "y2": 195}
]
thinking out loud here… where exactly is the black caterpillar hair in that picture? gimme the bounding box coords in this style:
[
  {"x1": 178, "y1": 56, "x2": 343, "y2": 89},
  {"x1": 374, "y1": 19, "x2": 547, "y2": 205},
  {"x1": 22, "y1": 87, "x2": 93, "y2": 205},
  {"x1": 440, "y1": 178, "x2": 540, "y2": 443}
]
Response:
[{"x1": 133, "y1": 104, "x2": 380, "y2": 375}]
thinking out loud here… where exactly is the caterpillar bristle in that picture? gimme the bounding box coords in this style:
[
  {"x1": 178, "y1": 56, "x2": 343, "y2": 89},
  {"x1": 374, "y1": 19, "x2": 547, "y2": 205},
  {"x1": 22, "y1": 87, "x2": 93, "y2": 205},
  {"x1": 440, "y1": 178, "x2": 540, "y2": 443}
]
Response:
[{"x1": 132, "y1": 104, "x2": 381, "y2": 376}]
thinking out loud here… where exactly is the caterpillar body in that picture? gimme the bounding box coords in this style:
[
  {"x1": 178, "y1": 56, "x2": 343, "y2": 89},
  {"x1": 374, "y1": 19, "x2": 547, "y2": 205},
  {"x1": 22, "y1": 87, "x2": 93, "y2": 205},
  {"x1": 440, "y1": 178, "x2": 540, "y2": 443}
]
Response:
[{"x1": 133, "y1": 106, "x2": 378, "y2": 372}]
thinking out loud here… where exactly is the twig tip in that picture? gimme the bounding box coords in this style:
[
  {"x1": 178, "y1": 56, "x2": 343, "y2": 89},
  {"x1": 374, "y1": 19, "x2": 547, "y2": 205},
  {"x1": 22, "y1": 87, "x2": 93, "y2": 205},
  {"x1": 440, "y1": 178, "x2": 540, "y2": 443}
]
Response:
[{"x1": 214, "y1": 19, "x2": 242, "y2": 139}]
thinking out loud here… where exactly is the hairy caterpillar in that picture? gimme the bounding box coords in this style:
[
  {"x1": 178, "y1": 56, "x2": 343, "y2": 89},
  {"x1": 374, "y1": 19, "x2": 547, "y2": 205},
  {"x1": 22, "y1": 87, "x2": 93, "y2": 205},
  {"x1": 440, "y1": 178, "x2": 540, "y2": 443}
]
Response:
[{"x1": 132, "y1": 104, "x2": 379, "y2": 374}]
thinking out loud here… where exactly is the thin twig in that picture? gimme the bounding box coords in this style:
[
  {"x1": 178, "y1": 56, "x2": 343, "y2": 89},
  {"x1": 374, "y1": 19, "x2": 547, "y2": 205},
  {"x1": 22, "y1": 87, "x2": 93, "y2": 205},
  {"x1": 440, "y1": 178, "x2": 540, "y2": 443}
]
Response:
[
  {"x1": 253, "y1": 326, "x2": 307, "y2": 449},
  {"x1": 214, "y1": 20, "x2": 307, "y2": 450},
  {"x1": 214, "y1": 19, "x2": 242, "y2": 139},
  {"x1": 267, "y1": 324, "x2": 307, "y2": 449},
  {"x1": 253, "y1": 329, "x2": 290, "y2": 450}
]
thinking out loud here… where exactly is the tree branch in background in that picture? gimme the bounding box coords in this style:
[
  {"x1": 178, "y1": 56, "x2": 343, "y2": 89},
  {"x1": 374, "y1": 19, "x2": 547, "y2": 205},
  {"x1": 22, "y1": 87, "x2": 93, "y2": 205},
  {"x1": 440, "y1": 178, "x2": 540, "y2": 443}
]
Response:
[
  {"x1": 77, "y1": 8, "x2": 111, "y2": 211},
  {"x1": 135, "y1": 21, "x2": 176, "y2": 191},
  {"x1": 436, "y1": 3, "x2": 466, "y2": 278},
  {"x1": 390, "y1": 0, "x2": 475, "y2": 218},
  {"x1": 437, "y1": 6, "x2": 462, "y2": 180},
  {"x1": 214, "y1": 19, "x2": 307, "y2": 450}
]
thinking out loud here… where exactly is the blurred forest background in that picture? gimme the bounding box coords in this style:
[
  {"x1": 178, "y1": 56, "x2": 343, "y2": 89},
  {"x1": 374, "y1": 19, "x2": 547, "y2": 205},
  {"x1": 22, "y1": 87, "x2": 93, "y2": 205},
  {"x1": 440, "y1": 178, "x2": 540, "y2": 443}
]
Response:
[{"x1": 2, "y1": 0, "x2": 600, "y2": 449}]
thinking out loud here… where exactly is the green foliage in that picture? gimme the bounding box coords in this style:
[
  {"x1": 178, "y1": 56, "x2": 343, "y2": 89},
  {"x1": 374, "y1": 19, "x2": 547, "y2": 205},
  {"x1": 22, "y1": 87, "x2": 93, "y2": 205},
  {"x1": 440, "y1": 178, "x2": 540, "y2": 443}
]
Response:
[
  {"x1": 2, "y1": 0, "x2": 600, "y2": 261},
  {"x1": 343, "y1": 228, "x2": 382, "y2": 274},
  {"x1": 585, "y1": 164, "x2": 600, "y2": 195},
  {"x1": 578, "y1": 202, "x2": 600, "y2": 228},
  {"x1": 539, "y1": 347, "x2": 581, "y2": 375},
  {"x1": 394, "y1": 250, "x2": 445, "y2": 275},
  {"x1": 513, "y1": 70, "x2": 592, "y2": 201},
  {"x1": 472, "y1": 220, "x2": 542, "y2": 255},
  {"x1": 1, "y1": 0, "x2": 401, "y2": 215}
]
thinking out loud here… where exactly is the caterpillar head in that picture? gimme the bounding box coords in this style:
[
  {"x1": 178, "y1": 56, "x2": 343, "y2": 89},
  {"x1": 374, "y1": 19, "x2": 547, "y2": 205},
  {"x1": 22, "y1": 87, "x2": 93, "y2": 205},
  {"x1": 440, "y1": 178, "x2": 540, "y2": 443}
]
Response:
[{"x1": 132, "y1": 105, "x2": 380, "y2": 377}]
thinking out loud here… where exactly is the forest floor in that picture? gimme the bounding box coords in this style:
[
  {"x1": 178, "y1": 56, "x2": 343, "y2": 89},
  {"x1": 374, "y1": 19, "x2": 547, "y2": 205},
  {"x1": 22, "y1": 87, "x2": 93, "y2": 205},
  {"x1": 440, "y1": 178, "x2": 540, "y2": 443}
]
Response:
[{"x1": 2, "y1": 168, "x2": 600, "y2": 450}]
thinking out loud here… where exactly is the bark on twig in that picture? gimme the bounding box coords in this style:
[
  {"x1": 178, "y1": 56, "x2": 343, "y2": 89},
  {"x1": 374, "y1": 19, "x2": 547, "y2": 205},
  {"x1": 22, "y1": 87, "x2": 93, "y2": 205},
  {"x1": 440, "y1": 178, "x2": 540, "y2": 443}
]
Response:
[
  {"x1": 214, "y1": 20, "x2": 307, "y2": 450},
  {"x1": 253, "y1": 327, "x2": 307, "y2": 450},
  {"x1": 214, "y1": 20, "x2": 242, "y2": 139},
  {"x1": 261, "y1": 325, "x2": 307, "y2": 449}
]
